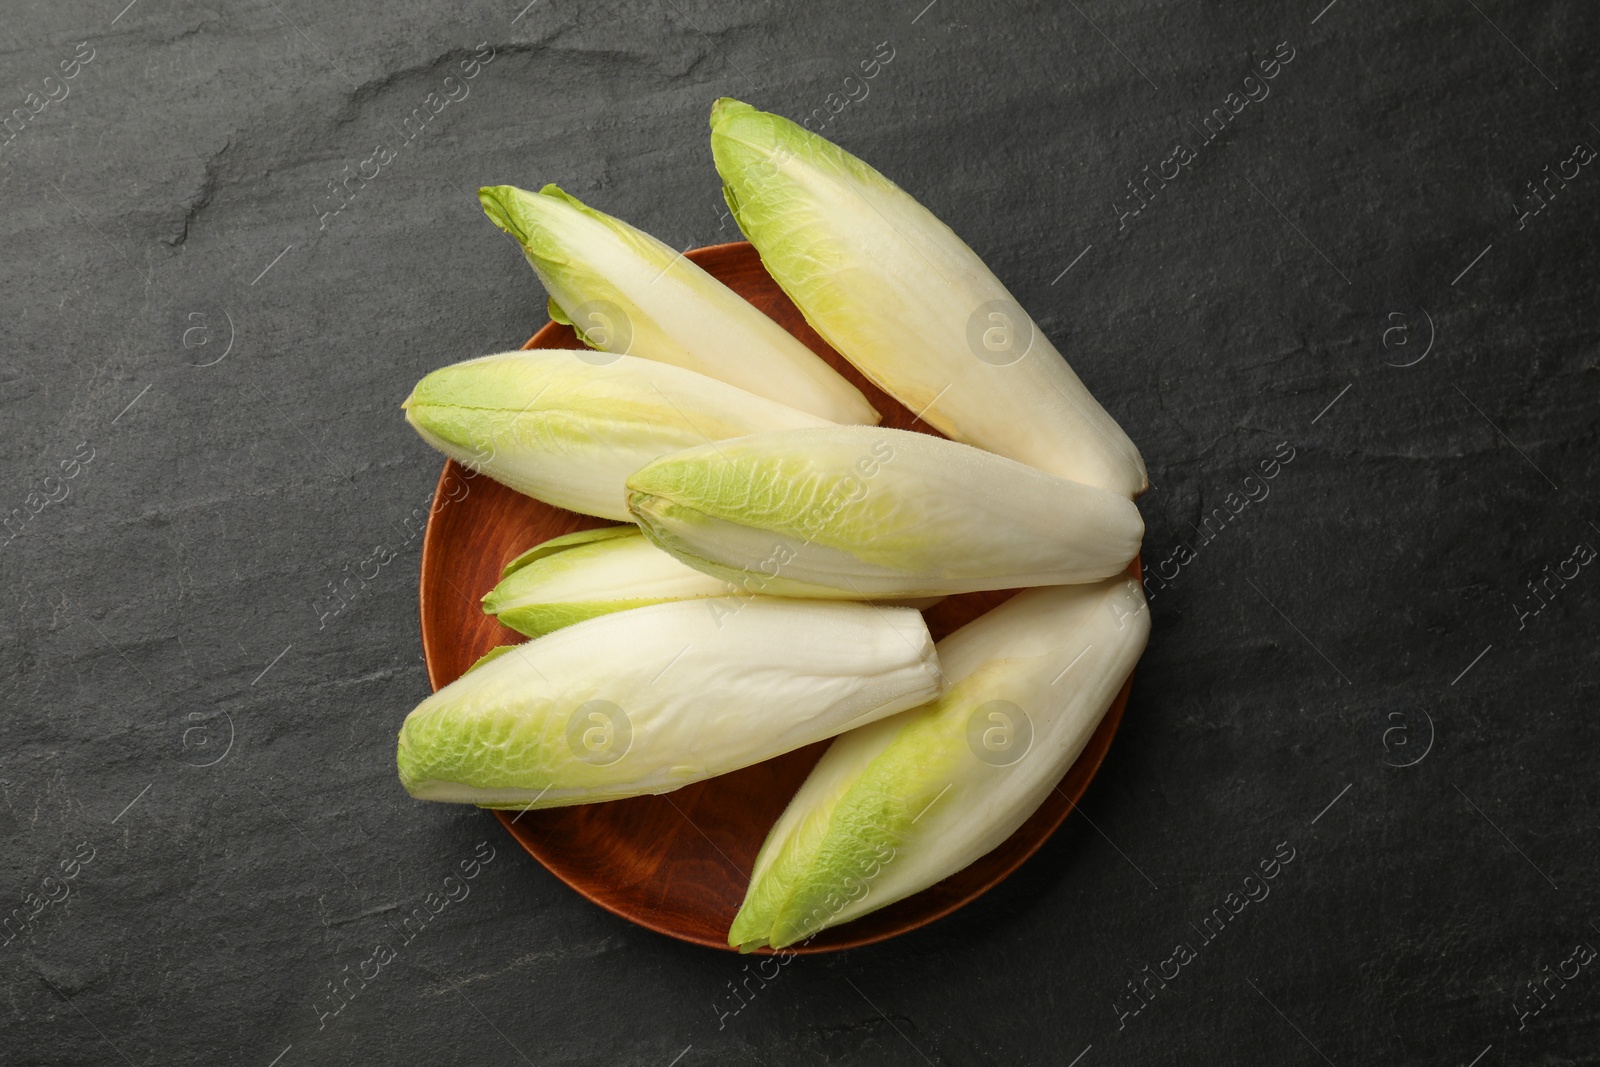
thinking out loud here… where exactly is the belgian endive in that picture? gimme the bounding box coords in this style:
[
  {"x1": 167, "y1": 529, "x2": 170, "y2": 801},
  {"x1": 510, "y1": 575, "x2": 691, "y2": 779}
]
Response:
[
  {"x1": 403, "y1": 350, "x2": 830, "y2": 520},
  {"x1": 482, "y1": 525, "x2": 738, "y2": 638},
  {"x1": 396, "y1": 598, "x2": 943, "y2": 809},
  {"x1": 710, "y1": 98, "x2": 1146, "y2": 497},
  {"x1": 626, "y1": 426, "x2": 1143, "y2": 597},
  {"x1": 728, "y1": 577, "x2": 1149, "y2": 950},
  {"x1": 479, "y1": 184, "x2": 878, "y2": 426}
]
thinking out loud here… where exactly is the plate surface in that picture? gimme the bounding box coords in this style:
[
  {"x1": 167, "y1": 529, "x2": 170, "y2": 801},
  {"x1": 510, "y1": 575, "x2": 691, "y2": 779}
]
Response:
[{"x1": 417, "y1": 241, "x2": 1138, "y2": 953}]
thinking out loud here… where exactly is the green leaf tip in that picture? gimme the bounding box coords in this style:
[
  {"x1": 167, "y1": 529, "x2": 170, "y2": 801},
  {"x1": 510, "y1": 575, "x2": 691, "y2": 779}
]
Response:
[
  {"x1": 536, "y1": 183, "x2": 593, "y2": 214},
  {"x1": 477, "y1": 185, "x2": 526, "y2": 241},
  {"x1": 709, "y1": 97, "x2": 756, "y2": 127},
  {"x1": 495, "y1": 526, "x2": 638, "y2": 580},
  {"x1": 463, "y1": 644, "x2": 521, "y2": 674}
]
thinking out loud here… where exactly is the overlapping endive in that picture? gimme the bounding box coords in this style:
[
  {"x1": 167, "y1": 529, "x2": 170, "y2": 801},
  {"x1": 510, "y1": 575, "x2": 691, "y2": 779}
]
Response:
[
  {"x1": 709, "y1": 98, "x2": 1147, "y2": 497},
  {"x1": 728, "y1": 577, "x2": 1149, "y2": 950},
  {"x1": 479, "y1": 184, "x2": 878, "y2": 426},
  {"x1": 396, "y1": 598, "x2": 943, "y2": 810},
  {"x1": 402, "y1": 350, "x2": 830, "y2": 520},
  {"x1": 482, "y1": 525, "x2": 738, "y2": 638},
  {"x1": 483, "y1": 526, "x2": 946, "y2": 636},
  {"x1": 626, "y1": 426, "x2": 1143, "y2": 597}
]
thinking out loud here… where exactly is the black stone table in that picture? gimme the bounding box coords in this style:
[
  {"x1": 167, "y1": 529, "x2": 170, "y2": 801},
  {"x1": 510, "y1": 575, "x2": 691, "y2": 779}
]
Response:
[{"x1": 2, "y1": 1, "x2": 1596, "y2": 1063}]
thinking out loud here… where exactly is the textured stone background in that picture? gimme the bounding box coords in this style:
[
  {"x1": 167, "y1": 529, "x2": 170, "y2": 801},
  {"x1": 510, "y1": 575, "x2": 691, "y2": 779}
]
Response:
[{"x1": 2, "y1": 0, "x2": 1597, "y2": 1064}]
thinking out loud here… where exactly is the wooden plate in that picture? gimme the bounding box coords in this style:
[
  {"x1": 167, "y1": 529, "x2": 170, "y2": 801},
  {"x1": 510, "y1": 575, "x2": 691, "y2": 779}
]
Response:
[{"x1": 417, "y1": 241, "x2": 1139, "y2": 953}]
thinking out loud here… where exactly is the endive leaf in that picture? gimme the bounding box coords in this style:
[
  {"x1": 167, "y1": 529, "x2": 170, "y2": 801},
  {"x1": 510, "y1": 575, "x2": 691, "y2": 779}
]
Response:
[
  {"x1": 463, "y1": 645, "x2": 520, "y2": 674},
  {"x1": 483, "y1": 525, "x2": 738, "y2": 638},
  {"x1": 403, "y1": 350, "x2": 831, "y2": 520},
  {"x1": 479, "y1": 184, "x2": 879, "y2": 426},
  {"x1": 627, "y1": 426, "x2": 1143, "y2": 597},
  {"x1": 710, "y1": 99, "x2": 1147, "y2": 497},
  {"x1": 498, "y1": 526, "x2": 639, "y2": 578},
  {"x1": 396, "y1": 598, "x2": 944, "y2": 809},
  {"x1": 730, "y1": 576, "x2": 1150, "y2": 949}
]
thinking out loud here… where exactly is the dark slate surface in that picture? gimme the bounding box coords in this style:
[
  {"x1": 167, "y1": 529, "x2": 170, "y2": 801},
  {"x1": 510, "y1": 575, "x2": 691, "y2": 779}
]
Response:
[{"x1": 2, "y1": 0, "x2": 1597, "y2": 1063}]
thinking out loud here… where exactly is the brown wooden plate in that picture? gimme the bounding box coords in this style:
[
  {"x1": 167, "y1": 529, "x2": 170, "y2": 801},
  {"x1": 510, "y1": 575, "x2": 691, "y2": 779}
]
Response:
[{"x1": 417, "y1": 241, "x2": 1139, "y2": 953}]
